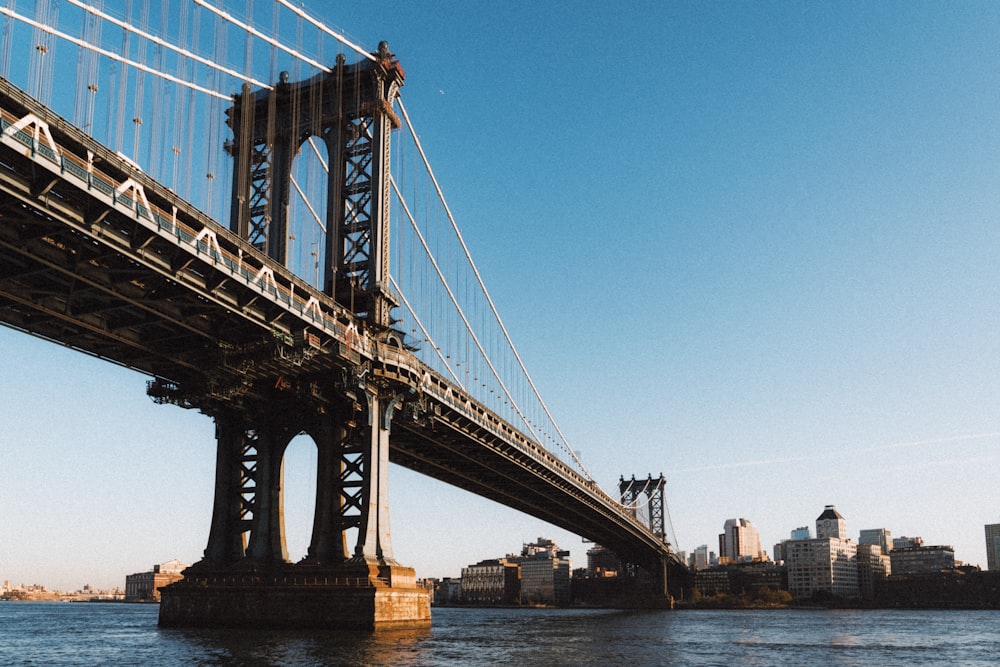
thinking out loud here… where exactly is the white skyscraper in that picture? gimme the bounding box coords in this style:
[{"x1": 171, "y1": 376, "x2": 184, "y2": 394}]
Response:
[{"x1": 719, "y1": 518, "x2": 764, "y2": 562}]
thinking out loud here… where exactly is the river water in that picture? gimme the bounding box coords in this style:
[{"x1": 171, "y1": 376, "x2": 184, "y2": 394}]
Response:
[{"x1": 0, "y1": 602, "x2": 996, "y2": 665}]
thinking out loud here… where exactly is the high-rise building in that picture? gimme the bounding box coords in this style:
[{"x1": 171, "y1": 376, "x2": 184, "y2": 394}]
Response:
[
  {"x1": 859, "y1": 528, "x2": 893, "y2": 554},
  {"x1": 985, "y1": 524, "x2": 1000, "y2": 571},
  {"x1": 856, "y1": 544, "x2": 891, "y2": 600},
  {"x1": 518, "y1": 537, "x2": 571, "y2": 606},
  {"x1": 520, "y1": 551, "x2": 571, "y2": 605},
  {"x1": 718, "y1": 518, "x2": 764, "y2": 563},
  {"x1": 691, "y1": 544, "x2": 714, "y2": 570},
  {"x1": 784, "y1": 506, "x2": 859, "y2": 599},
  {"x1": 790, "y1": 526, "x2": 812, "y2": 540},
  {"x1": 816, "y1": 506, "x2": 846, "y2": 539}
]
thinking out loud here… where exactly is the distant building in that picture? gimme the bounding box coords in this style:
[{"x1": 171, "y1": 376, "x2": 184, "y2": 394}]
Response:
[
  {"x1": 460, "y1": 559, "x2": 520, "y2": 605},
  {"x1": 693, "y1": 561, "x2": 786, "y2": 598},
  {"x1": 784, "y1": 506, "x2": 859, "y2": 599},
  {"x1": 431, "y1": 577, "x2": 463, "y2": 605},
  {"x1": 124, "y1": 560, "x2": 186, "y2": 602},
  {"x1": 790, "y1": 526, "x2": 812, "y2": 541},
  {"x1": 890, "y1": 545, "x2": 955, "y2": 575},
  {"x1": 693, "y1": 567, "x2": 731, "y2": 596},
  {"x1": 690, "y1": 544, "x2": 714, "y2": 570},
  {"x1": 718, "y1": 518, "x2": 765, "y2": 563},
  {"x1": 859, "y1": 528, "x2": 893, "y2": 554},
  {"x1": 815, "y1": 506, "x2": 846, "y2": 539},
  {"x1": 586, "y1": 545, "x2": 621, "y2": 577},
  {"x1": 519, "y1": 539, "x2": 571, "y2": 606},
  {"x1": 776, "y1": 527, "x2": 812, "y2": 562},
  {"x1": 893, "y1": 536, "x2": 923, "y2": 550},
  {"x1": 856, "y1": 543, "x2": 891, "y2": 600},
  {"x1": 985, "y1": 524, "x2": 1000, "y2": 571}
]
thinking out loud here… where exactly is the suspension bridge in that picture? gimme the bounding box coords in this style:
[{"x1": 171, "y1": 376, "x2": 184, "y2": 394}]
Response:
[{"x1": 0, "y1": 0, "x2": 686, "y2": 628}]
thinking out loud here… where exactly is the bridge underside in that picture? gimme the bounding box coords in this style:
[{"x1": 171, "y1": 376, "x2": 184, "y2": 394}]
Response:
[{"x1": 0, "y1": 74, "x2": 684, "y2": 628}]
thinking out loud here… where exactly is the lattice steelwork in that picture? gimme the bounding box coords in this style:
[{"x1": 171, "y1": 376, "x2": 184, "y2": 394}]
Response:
[
  {"x1": 619, "y1": 474, "x2": 668, "y2": 544},
  {"x1": 226, "y1": 46, "x2": 403, "y2": 331}
]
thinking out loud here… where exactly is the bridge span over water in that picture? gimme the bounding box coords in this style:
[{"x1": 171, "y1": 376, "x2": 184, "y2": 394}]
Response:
[{"x1": 0, "y1": 9, "x2": 685, "y2": 629}]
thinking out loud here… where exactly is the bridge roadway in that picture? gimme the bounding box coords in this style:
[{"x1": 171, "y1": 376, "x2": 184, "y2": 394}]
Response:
[{"x1": 0, "y1": 77, "x2": 677, "y2": 575}]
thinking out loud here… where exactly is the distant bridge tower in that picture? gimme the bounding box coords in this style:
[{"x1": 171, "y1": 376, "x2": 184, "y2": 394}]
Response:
[
  {"x1": 159, "y1": 45, "x2": 430, "y2": 630},
  {"x1": 619, "y1": 474, "x2": 668, "y2": 545},
  {"x1": 617, "y1": 473, "x2": 683, "y2": 601}
]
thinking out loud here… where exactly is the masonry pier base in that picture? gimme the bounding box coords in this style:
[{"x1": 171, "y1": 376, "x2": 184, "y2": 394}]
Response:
[{"x1": 158, "y1": 563, "x2": 431, "y2": 630}]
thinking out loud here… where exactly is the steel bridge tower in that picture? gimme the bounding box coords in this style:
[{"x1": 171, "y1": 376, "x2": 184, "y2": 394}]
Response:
[
  {"x1": 158, "y1": 44, "x2": 431, "y2": 630},
  {"x1": 619, "y1": 474, "x2": 668, "y2": 545},
  {"x1": 617, "y1": 473, "x2": 679, "y2": 600}
]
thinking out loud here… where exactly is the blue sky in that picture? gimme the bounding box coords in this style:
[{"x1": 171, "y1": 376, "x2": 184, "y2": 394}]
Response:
[{"x1": 3, "y1": 1, "x2": 1000, "y2": 589}]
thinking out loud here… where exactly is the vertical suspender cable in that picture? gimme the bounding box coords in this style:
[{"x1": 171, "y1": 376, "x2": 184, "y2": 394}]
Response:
[
  {"x1": 0, "y1": 0, "x2": 13, "y2": 78},
  {"x1": 131, "y1": 0, "x2": 148, "y2": 163},
  {"x1": 396, "y1": 98, "x2": 595, "y2": 480}
]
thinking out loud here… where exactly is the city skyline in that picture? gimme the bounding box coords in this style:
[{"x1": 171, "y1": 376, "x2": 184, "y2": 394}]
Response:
[{"x1": 4, "y1": 2, "x2": 1000, "y2": 590}]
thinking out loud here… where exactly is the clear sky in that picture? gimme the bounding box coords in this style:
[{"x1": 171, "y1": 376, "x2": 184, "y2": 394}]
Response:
[{"x1": 3, "y1": 1, "x2": 1000, "y2": 590}]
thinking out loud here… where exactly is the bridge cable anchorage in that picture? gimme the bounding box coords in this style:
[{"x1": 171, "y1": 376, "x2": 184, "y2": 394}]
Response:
[
  {"x1": 0, "y1": 6, "x2": 231, "y2": 100},
  {"x1": 64, "y1": 0, "x2": 274, "y2": 91},
  {"x1": 395, "y1": 99, "x2": 597, "y2": 483}
]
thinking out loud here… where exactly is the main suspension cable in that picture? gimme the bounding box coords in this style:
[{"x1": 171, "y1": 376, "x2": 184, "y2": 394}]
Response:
[
  {"x1": 0, "y1": 6, "x2": 231, "y2": 99},
  {"x1": 66, "y1": 0, "x2": 273, "y2": 90},
  {"x1": 395, "y1": 97, "x2": 595, "y2": 481}
]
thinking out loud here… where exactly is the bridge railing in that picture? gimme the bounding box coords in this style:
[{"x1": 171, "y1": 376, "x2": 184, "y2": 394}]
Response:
[{"x1": 0, "y1": 92, "x2": 377, "y2": 360}]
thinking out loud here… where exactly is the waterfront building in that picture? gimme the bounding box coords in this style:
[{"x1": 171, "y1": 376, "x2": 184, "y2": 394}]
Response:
[
  {"x1": 124, "y1": 560, "x2": 186, "y2": 602},
  {"x1": 460, "y1": 558, "x2": 520, "y2": 605},
  {"x1": 693, "y1": 567, "x2": 731, "y2": 597},
  {"x1": 784, "y1": 506, "x2": 859, "y2": 599},
  {"x1": 889, "y1": 545, "x2": 955, "y2": 575},
  {"x1": 586, "y1": 544, "x2": 621, "y2": 577},
  {"x1": 856, "y1": 543, "x2": 891, "y2": 600},
  {"x1": 520, "y1": 550, "x2": 571, "y2": 606},
  {"x1": 985, "y1": 524, "x2": 1000, "y2": 571},
  {"x1": 859, "y1": 528, "x2": 893, "y2": 554},
  {"x1": 693, "y1": 561, "x2": 786, "y2": 599},
  {"x1": 718, "y1": 518, "x2": 765, "y2": 563},
  {"x1": 431, "y1": 577, "x2": 463, "y2": 605}
]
